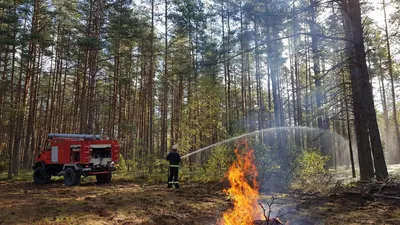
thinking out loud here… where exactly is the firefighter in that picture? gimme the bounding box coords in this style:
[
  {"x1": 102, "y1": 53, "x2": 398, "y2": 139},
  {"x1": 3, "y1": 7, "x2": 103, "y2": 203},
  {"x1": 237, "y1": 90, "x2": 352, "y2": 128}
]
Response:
[{"x1": 166, "y1": 144, "x2": 181, "y2": 188}]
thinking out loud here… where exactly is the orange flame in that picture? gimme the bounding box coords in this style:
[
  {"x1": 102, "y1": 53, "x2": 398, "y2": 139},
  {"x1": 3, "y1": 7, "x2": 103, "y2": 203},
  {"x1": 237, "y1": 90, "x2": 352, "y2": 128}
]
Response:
[{"x1": 221, "y1": 140, "x2": 262, "y2": 225}]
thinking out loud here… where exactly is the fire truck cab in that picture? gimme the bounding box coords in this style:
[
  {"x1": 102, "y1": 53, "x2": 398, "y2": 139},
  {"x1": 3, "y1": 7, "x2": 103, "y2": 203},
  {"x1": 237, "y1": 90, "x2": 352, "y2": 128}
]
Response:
[{"x1": 32, "y1": 133, "x2": 120, "y2": 186}]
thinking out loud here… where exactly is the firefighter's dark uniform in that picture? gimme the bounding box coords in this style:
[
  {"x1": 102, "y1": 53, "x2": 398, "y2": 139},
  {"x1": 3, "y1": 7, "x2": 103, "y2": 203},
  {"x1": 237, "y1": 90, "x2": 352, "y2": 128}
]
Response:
[{"x1": 166, "y1": 150, "x2": 181, "y2": 188}]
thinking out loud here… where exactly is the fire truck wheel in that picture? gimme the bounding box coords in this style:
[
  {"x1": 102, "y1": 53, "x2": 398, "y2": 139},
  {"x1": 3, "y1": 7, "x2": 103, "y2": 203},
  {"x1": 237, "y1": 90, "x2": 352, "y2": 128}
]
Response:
[
  {"x1": 96, "y1": 172, "x2": 112, "y2": 184},
  {"x1": 64, "y1": 167, "x2": 78, "y2": 186},
  {"x1": 75, "y1": 171, "x2": 81, "y2": 185},
  {"x1": 33, "y1": 167, "x2": 48, "y2": 185},
  {"x1": 104, "y1": 172, "x2": 112, "y2": 183},
  {"x1": 45, "y1": 174, "x2": 52, "y2": 183}
]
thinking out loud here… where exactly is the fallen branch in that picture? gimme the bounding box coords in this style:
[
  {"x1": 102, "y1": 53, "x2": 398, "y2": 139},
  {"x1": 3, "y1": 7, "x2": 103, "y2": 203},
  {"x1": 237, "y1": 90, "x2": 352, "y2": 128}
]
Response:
[
  {"x1": 256, "y1": 198, "x2": 286, "y2": 225},
  {"x1": 341, "y1": 191, "x2": 400, "y2": 201},
  {"x1": 258, "y1": 202, "x2": 269, "y2": 222},
  {"x1": 371, "y1": 194, "x2": 400, "y2": 201}
]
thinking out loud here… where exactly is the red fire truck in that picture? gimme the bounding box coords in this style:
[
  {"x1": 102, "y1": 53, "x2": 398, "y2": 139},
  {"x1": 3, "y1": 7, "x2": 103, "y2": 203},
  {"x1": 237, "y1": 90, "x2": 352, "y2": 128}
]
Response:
[{"x1": 32, "y1": 133, "x2": 120, "y2": 186}]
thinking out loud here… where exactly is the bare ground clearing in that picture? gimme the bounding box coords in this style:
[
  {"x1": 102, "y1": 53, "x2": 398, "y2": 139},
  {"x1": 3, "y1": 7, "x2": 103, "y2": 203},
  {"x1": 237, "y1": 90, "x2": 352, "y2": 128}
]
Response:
[{"x1": 0, "y1": 178, "x2": 399, "y2": 225}]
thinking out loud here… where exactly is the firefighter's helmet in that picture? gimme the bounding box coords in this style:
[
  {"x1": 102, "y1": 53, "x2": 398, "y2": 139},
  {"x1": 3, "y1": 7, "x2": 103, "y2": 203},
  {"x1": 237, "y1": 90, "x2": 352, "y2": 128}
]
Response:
[{"x1": 172, "y1": 144, "x2": 178, "y2": 150}]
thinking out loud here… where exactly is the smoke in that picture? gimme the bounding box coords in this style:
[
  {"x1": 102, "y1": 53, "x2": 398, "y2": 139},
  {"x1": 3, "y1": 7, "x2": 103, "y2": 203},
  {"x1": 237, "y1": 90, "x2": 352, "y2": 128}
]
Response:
[
  {"x1": 246, "y1": 126, "x2": 356, "y2": 193},
  {"x1": 380, "y1": 126, "x2": 400, "y2": 165},
  {"x1": 259, "y1": 197, "x2": 326, "y2": 225}
]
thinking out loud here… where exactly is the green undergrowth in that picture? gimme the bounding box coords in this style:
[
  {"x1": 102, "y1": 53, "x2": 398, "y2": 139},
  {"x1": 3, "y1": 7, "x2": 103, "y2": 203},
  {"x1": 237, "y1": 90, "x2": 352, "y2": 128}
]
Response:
[
  {"x1": 118, "y1": 145, "x2": 234, "y2": 184},
  {"x1": 0, "y1": 169, "x2": 32, "y2": 182},
  {"x1": 290, "y1": 148, "x2": 332, "y2": 193},
  {"x1": 6, "y1": 147, "x2": 400, "y2": 189}
]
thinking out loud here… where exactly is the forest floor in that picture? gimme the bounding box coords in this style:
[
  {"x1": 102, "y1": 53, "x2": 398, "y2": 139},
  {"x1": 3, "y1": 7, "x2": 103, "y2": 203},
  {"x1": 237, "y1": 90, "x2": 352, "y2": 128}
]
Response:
[{"x1": 1, "y1": 175, "x2": 400, "y2": 225}]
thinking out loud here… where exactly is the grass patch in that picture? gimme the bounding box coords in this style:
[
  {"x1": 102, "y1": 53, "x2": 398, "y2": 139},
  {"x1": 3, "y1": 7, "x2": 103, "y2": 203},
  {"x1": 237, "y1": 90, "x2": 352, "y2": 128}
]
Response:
[{"x1": 0, "y1": 171, "x2": 32, "y2": 182}]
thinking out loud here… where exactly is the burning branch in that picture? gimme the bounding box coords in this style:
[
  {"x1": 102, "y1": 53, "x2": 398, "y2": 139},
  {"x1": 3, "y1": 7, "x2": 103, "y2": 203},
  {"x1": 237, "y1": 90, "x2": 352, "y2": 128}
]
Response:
[
  {"x1": 220, "y1": 140, "x2": 262, "y2": 225},
  {"x1": 220, "y1": 140, "x2": 290, "y2": 225},
  {"x1": 256, "y1": 198, "x2": 286, "y2": 225},
  {"x1": 258, "y1": 202, "x2": 269, "y2": 222}
]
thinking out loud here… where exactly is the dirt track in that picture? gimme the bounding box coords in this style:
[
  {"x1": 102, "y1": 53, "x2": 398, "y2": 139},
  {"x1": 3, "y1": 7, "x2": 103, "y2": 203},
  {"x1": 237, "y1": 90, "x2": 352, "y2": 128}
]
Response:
[{"x1": 1, "y1": 178, "x2": 400, "y2": 225}]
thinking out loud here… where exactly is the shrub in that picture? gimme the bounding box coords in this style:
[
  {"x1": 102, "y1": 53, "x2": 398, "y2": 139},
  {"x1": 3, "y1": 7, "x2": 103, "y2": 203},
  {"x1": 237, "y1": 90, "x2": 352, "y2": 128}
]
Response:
[
  {"x1": 291, "y1": 149, "x2": 330, "y2": 192},
  {"x1": 115, "y1": 153, "x2": 127, "y2": 173},
  {"x1": 180, "y1": 145, "x2": 235, "y2": 183},
  {"x1": 252, "y1": 142, "x2": 289, "y2": 193}
]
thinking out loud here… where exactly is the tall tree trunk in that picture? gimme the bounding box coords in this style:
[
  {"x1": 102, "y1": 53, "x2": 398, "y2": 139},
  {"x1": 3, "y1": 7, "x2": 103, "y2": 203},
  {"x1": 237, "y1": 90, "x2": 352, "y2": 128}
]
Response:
[
  {"x1": 378, "y1": 56, "x2": 390, "y2": 152},
  {"x1": 240, "y1": 4, "x2": 247, "y2": 130},
  {"x1": 383, "y1": 0, "x2": 400, "y2": 162},
  {"x1": 161, "y1": 0, "x2": 169, "y2": 157},
  {"x1": 86, "y1": 0, "x2": 102, "y2": 133},
  {"x1": 343, "y1": 0, "x2": 388, "y2": 181},
  {"x1": 23, "y1": 0, "x2": 40, "y2": 168},
  {"x1": 7, "y1": 0, "x2": 17, "y2": 179},
  {"x1": 342, "y1": 0, "x2": 374, "y2": 180},
  {"x1": 254, "y1": 20, "x2": 263, "y2": 142},
  {"x1": 112, "y1": 39, "x2": 120, "y2": 137},
  {"x1": 227, "y1": 2, "x2": 232, "y2": 135},
  {"x1": 221, "y1": 0, "x2": 229, "y2": 133},
  {"x1": 149, "y1": 0, "x2": 155, "y2": 162},
  {"x1": 246, "y1": 22, "x2": 253, "y2": 131},
  {"x1": 310, "y1": 0, "x2": 323, "y2": 130},
  {"x1": 342, "y1": 68, "x2": 356, "y2": 178},
  {"x1": 267, "y1": 25, "x2": 285, "y2": 165}
]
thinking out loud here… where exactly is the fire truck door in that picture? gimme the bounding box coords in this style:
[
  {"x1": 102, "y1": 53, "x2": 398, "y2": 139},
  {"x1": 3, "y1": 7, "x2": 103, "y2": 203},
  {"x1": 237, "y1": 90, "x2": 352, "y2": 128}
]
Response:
[{"x1": 51, "y1": 146, "x2": 58, "y2": 163}]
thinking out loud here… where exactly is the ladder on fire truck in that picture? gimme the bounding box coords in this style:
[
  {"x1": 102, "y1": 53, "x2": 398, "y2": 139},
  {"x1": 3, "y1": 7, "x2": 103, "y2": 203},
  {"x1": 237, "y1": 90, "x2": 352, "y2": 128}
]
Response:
[{"x1": 48, "y1": 133, "x2": 102, "y2": 140}]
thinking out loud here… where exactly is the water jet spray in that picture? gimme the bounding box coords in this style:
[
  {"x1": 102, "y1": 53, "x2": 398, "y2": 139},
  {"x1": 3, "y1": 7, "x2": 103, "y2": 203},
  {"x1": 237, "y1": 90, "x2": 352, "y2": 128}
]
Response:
[{"x1": 181, "y1": 126, "x2": 350, "y2": 163}]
